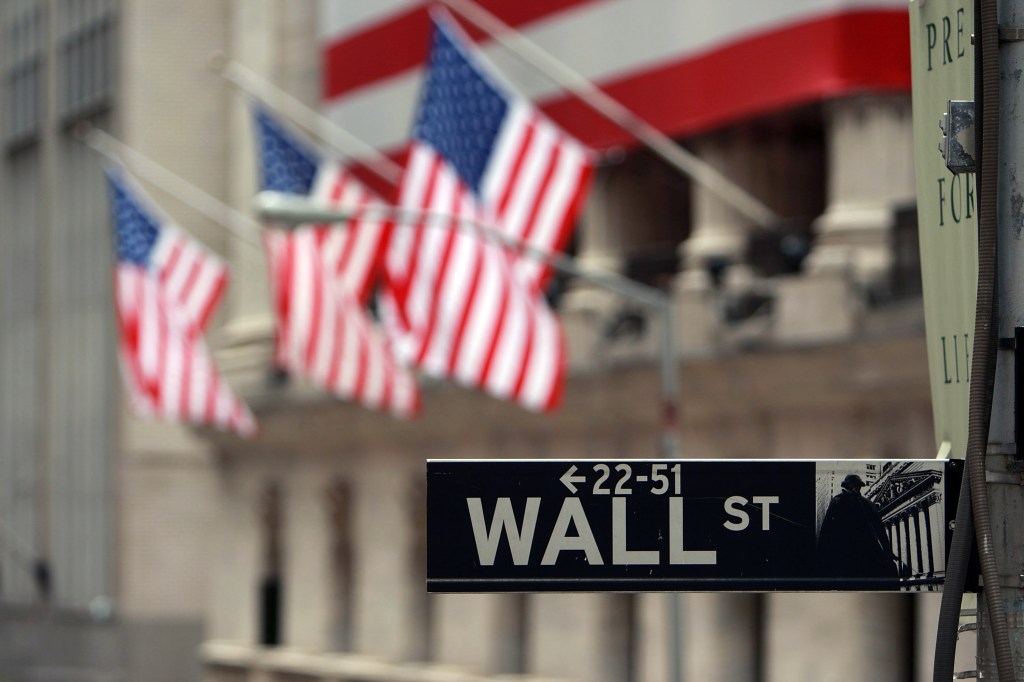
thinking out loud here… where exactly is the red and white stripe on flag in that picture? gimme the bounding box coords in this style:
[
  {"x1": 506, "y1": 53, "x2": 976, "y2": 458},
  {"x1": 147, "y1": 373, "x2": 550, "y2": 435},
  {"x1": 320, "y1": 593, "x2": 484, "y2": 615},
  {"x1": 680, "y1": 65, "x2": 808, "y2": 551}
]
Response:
[
  {"x1": 479, "y1": 100, "x2": 593, "y2": 291},
  {"x1": 320, "y1": 0, "x2": 910, "y2": 155},
  {"x1": 384, "y1": 145, "x2": 566, "y2": 412},
  {"x1": 115, "y1": 268, "x2": 257, "y2": 436},
  {"x1": 309, "y1": 160, "x2": 392, "y2": 303},
  {"x1": 265, "y1": 227, "x2": 419, "y2": 418},
  {"x1": 150, "y1": 223, "x2": 228, "y2": 332}
]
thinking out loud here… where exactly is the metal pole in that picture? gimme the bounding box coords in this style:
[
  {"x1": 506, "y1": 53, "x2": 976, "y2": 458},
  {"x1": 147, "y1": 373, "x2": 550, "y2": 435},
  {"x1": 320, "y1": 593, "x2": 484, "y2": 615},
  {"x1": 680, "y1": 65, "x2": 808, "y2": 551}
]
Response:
[
  {"x1": 436, "y1": 0, "x2": 778, "y2": 231},
  {"x1": 254, "y1": 190, "x2": 681, "y2": 449},
  {"x1": 254, "y1": 191, "x2": 667, "y2": 309},
  {"x1": 979, "y1": 0, "x2": 1024, "y2": 674},
  {"x1": 80, "y1": 126, "x2": 264, "y2": 248},
  {"x1": 209, "y1": 55, "x2": 403, "y2": 186},
  {"x1": 660, "y1": 295, "x2": 684, "y2": 682}
]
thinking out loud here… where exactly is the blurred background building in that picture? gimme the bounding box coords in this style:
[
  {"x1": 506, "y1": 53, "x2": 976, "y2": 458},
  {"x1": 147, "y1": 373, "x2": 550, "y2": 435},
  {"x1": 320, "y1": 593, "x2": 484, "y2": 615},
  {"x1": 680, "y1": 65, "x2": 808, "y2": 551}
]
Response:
[{"x1": 0, "y1": 1, "x2": 973, "y2": 681}]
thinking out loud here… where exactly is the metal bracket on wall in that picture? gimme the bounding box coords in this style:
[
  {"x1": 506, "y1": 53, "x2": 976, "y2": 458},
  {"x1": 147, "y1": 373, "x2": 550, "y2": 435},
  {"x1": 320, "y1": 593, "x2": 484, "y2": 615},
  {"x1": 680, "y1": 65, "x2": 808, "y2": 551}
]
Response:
[
  {"x1": 939, "y1": 100, "x2": 976, "y2": 174},
  {"x1": 998, "y1": 27, "x2": 1024, "y2": 41}
]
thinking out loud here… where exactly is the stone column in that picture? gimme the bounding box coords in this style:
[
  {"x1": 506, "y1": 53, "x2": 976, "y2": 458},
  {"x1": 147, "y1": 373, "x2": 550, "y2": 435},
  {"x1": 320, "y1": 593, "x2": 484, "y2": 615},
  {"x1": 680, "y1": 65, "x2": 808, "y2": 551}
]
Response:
[
  {"x1": 529, "y1": 593, "x2": 606, "y2": 681},
  {"x1": 551, "y1": 171, "x2": 610, "y2": 370},
  {"x1": 351, "y1": 458, "x2": 417, "y2": 661},
  {"x1": 434, "y1": 593, "x2": 510, "y2": 673},
  {"x1": 682, "y1": 593, "x2": 760, "y2": 682},
  {"x1": 220, "y1": 2, "x2": 319, "y2": 383},
  {"x1": 562, "y1": 169, "x2": 630, "y2": 313},
  {"x1": 561, "y1": 161, "x2": 681, "y2": 366},
  {"x1": 281, "y1": 467, "x2": 333, "y2": 651},
  {"x1": 206, "y1": 468, "x2": 262, "y2": 644},
  {"x1": 227, "y1": 0, "x2": 275, "y2": 325},
  {"x1": 673, "y1": 130, "x2": 777, "y2": 352},
  {"x1": 677, "y1": 133, "x2": 759, "y2": 291},
  {"x1": 765, "y1": 593, "x2": 909, "y2": 681},
  {"x1": 806, "y1": 94, "x2": 916, "y2": 292}
]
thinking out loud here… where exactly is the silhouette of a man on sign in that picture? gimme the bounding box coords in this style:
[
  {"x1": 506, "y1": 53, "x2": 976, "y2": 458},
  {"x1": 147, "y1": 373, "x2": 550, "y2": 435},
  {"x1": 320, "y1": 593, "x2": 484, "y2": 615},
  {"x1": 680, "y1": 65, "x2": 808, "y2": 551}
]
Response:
[{"x1": 816, "y1": 474, "x2": 900, "y2": 580}]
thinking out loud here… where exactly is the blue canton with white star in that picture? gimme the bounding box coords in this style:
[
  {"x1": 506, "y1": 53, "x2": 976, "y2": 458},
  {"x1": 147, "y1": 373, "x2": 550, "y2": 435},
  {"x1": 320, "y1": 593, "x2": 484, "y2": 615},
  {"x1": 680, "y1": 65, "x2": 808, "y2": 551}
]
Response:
[
  {"x1": 415, "y1": 16, "x2": 509, "y2": 196},
  {"x1": 254, "y1": 106, "x2": 320, "y2": 194},
  {"x1": 108, "y1": 170, "x2": 161, "y2": 267}
]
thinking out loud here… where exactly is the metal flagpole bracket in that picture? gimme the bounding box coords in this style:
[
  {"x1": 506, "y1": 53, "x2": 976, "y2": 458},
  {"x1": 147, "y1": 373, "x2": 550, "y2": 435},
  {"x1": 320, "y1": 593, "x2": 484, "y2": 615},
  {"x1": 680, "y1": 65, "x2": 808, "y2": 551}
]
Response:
[
  {"x1": 435, "y1": 0, "x2": 780, "y2": 230},
  {"x1": 984, "y1": 469, "x2": 1024, "y2": 485},
  {"x1": 939, "y1": 100, "x2": 976, "y2": 174}
]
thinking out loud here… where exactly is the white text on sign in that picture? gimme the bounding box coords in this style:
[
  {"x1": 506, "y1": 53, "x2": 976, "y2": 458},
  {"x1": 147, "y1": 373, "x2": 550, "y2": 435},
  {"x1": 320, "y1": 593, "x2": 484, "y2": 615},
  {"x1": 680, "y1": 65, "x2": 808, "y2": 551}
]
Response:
[{"x1": 466, "y1": 495, "x2": 779, "y2": 567}]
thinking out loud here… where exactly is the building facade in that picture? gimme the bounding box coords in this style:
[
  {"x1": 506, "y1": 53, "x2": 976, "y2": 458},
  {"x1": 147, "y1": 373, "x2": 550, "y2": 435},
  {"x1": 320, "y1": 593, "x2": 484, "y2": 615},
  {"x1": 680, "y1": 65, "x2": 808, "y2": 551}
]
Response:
[
  {"x1": 0, "y1": 1, "x2": 977, "y2": 681},
  {"x1": 0, "y1": 1, "x2": 234, "y2": 680}
]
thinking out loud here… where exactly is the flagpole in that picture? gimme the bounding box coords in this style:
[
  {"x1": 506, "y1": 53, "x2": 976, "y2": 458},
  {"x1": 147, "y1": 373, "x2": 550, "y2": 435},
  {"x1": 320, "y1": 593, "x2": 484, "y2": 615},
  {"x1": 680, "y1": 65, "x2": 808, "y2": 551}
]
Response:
[
  {"x1": 77, "y1": 125, "x2": 264, "y2": 250},
  {"x1": 432, "y1": 8, "x2": 703, "y2": 672},
  {"x1": 208, "y1": 55, "x2": 403, "y2": 187},
  {"x1": 254, "y1": 189, "x2": 681, "y2": 442},
  {"x1": 227, "y1": 29, "x2": 690, "y2": 676},
  {"x1": 213, "y1": 52, "x2": 683, "y2": 445},
  {"x1": 255, "y1": 191, "x2": 663, "y2": 307},
  {"x1": 437, "y1": 0, "x2": 778, "y2": 231},
  {"x1": 258, "y1": 184, "x2": 684, "y2": 682}
]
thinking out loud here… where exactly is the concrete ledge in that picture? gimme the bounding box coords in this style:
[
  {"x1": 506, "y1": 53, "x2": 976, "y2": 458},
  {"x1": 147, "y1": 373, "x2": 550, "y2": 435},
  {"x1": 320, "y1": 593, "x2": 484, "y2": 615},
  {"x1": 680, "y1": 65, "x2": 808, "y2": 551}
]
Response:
[{"x1": 201, "y1": 642, "x2": 570, "y2": 682}]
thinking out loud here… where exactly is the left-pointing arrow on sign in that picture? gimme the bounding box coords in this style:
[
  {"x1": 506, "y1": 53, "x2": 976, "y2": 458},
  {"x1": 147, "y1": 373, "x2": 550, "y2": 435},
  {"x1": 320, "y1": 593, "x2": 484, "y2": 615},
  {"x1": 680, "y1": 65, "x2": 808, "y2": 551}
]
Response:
[{"x1": 560, "y1": 465, "x2": 587, "y2": 494}]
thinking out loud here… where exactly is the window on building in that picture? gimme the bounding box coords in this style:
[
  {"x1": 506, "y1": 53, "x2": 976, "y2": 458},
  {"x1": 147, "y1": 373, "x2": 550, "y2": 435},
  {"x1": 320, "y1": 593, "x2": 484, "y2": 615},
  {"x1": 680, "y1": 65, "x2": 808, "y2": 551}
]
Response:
[
  {"x1": 2, "y1": 0, "x2": 44, "y2": 150},
  {"x1": 56, "y1": 0, "x2": 116, "y2": 125}
]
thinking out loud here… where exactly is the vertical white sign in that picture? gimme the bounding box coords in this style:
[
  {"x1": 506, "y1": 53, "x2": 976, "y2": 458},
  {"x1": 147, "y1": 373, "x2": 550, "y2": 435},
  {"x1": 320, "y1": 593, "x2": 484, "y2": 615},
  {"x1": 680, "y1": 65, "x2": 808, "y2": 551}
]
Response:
[{"x1": 909, "y1": 0, "x2": 977, "y2": 459}]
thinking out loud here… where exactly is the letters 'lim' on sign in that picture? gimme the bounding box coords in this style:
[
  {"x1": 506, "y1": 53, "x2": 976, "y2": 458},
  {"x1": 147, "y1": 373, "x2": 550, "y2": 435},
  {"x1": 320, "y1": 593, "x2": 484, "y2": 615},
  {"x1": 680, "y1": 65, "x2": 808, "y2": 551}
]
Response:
[
  {"x1": 910, "y1": 0, "x2": 977, "y2": 459},
  {"x1": 427, "y1": 459, "x2": 963, "y2": 593}
]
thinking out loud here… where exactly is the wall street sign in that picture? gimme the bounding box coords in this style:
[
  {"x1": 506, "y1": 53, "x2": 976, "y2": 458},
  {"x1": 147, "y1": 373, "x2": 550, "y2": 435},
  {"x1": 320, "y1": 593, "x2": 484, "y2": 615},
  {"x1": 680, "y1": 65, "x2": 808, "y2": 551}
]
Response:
[{"x1": 427, "y1": 459, "x2": 963, "y2": 593}]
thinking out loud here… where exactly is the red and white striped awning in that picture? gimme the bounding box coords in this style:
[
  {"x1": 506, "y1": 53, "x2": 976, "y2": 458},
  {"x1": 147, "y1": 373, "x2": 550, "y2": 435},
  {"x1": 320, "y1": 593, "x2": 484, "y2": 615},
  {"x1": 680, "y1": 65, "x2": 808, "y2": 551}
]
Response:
[{"x1": 320, "y1": 0, "x2": 910, "y2": 156}]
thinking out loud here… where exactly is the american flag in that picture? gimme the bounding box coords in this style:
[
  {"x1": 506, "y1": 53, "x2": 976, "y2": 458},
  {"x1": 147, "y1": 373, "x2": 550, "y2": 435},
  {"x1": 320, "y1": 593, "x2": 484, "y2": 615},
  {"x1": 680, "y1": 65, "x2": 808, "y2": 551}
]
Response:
[
  {"x1": 383, "y1": 9, "x2": 594, "y2": 412},
  {"x1": 254, "y1": 105, "x2": 419, "y2": 416},
  {"x1": 107, "y1": 165, "x2": 256, "y2": 437},
  {"x1": 264, "y1": 228, "x2": 419, "y2": 417},
  {"x1": 254, "y1": 105, "x2": 390, "y2": 302}
]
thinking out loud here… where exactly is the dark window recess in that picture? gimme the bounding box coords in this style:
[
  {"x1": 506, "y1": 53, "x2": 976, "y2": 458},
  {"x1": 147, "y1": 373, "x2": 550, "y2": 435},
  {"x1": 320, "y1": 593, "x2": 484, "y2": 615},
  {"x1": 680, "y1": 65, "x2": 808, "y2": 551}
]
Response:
[
  {"x1": 327, "y1": 479, "x2": 354, "y2": 652},
  {"x1": 259, "y1": 574, "x2": 283, "y2": 647},
  {"x1": 745, "y1": 218, "x2": 812, "y2": 278},
  {"x1": 259, "y1": 482, "x2": 284, "y2": 647},
  {"x1": 890, "y1": 205, "x2": 922, "y2": 300},
  {"x1": 56, "y1": 0, "x2": 117, "y2": 125},
  {"x1": 623, "y1": 243, "x2": 680, "y2": 290},
  {"x1": 3, "y1": 1, "x2": 45, "y2": 150}
]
